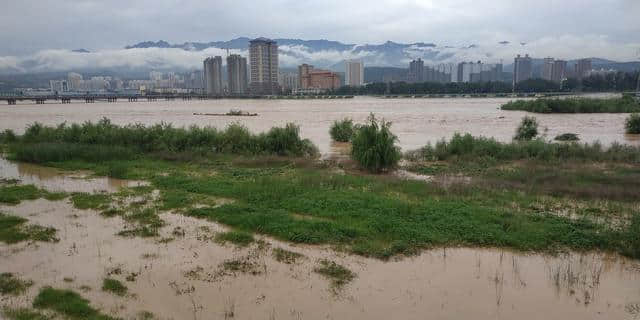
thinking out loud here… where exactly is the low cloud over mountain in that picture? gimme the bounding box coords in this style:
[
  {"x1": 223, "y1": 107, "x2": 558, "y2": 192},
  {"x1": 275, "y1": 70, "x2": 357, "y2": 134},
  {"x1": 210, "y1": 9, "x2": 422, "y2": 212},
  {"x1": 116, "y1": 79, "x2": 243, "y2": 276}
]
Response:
[{"x1": 0, "y1": 35, "x2": 638, "y2": 75}]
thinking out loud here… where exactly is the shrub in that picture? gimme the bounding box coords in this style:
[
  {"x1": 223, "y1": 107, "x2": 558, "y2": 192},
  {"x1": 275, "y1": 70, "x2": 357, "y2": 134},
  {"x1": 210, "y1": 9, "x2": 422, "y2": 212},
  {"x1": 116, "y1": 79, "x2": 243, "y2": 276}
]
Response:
[
  {"x1": 351, "y1": 114, "x2": 401, "y2": 173},
  {"x1": 626, "y1": 113, "x2": 640, "y2": 134},
  {"x1": 329, "y1": 118, "x2": 355, "y2": 142},
  {"x1": 501, "y1": 97, "x2": 640, "y2": 113},
  {"x1": 554, "y1": 133, "x2": 579, "y2": 141},
  {"x1": 514, "y1": 116, "x2": 538, "y2": 141},
  {"x1": 10, "y1": 119, "x2": 319, "y2": 159},
  {"x1": 0, "y1": 129, "x2": 17, "y2": 144},
  {"x1": 408, "y1": 133, "x2": 640, "y2": 163}
]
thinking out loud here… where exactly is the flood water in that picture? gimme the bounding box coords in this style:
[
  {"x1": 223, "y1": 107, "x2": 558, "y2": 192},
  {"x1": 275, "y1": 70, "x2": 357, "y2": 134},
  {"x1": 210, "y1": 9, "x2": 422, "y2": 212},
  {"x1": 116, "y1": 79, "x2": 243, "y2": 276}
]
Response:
[
  {"x1": 2, "y1": 96, "x2": 640, "y2": 319},
  {"x1": 0, "y1": 157, "x2": 146, "y2": 193},
  {"x1": 1, "y1": 96, "x2": 638, "y2": 154}
]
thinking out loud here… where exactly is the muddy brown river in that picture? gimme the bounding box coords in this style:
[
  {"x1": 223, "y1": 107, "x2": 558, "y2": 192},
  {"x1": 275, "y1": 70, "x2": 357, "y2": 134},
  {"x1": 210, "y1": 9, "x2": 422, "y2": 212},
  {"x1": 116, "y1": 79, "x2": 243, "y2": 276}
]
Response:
[
  {"x1": 1, "y1": 96, "x2": 639, "y2": 155},
  {"x1": 2, "y1": 97, "x2": 640, "y2": 319}
]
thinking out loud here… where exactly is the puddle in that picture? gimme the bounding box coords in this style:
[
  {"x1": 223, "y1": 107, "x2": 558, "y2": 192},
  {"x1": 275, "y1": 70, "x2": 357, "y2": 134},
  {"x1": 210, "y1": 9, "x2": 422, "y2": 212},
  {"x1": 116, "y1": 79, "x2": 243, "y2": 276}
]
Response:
[
  {"x1": 1, "y1": 198, "x2": 639, "y2": 319},
  {"x1": 0, "y1": 157, "x2": 147, "y2": 193}
]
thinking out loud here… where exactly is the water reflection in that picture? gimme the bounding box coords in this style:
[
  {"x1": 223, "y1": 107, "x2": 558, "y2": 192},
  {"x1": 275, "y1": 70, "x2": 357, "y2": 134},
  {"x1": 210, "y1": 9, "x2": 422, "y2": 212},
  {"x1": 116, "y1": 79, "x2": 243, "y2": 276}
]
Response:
[{"x1": 0, "y1": 157, "x2": 145, "y2": 193}]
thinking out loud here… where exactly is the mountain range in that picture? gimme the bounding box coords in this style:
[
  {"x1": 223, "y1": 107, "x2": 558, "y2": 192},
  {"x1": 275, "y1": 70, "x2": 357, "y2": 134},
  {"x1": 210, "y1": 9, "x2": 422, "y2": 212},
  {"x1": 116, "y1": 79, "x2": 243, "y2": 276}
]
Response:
[{"x1": 125, "y1": 38, "x2": 640, "y2": 73}]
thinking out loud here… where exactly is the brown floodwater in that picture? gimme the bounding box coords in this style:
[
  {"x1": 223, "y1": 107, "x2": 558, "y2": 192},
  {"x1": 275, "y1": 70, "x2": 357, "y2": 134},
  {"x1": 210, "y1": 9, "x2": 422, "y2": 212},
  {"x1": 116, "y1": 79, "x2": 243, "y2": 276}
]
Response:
[
  {"x1": 0, "y1": 157, "x2": 146, "y2": 193},
  {"x1": 1, "y1": 95, "x2": 638, "y2": 154},
  {"x1": 1, "y1": 198, "x2": 639, "y2": 320}
]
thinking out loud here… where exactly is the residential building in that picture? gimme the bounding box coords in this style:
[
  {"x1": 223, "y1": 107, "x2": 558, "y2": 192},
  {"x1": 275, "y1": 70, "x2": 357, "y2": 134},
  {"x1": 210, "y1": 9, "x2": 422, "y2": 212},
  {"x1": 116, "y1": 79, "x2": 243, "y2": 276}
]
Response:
[
  {"x1": 278, "y1": 72, "x2": 299, "y2": 92},
  {"x1": 203, "y1": 56, "x2": 223, "y2": 95},
  {"x1": 298, "y1": 64, "x2": 340, "y2": 90},
  {"x1": 513, "y1": 54, "x2": 533, "y2": 85},
  {"x1": 298, "y1": 64, "x2": 315, "y2": 88},
  {"x1": 345, "y1": 60, "x2": 364, "y2": 86},
  {"x1": 227, "y1": 54, "x2": 248, "y2": 95},
  {"x1": 551, "y1": 60, "x2": 567, "y2": 83},
  {"x1": 67, "y1": 72, "x2": 83, "y2": 91},
  {"x1": 542, "y1": 58, "x2": 555, "y2": 81},
  {"x1": 408, "y1": 58, "x2": 424, "y2": 83},
  {"x1": 249, "y1": 38, "x2": 280, "y2": 95},
  {"x1": 50, "y1": 80, "x2": 68, "y2": 93},
  {"x1": 575, "y1": 58, "x2": 592, "y2": 79}
]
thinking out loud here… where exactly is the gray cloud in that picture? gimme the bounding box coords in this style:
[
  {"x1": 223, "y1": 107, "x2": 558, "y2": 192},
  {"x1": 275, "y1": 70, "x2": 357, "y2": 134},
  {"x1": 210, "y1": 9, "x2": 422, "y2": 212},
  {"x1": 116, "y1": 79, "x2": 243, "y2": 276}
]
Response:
[{"x1": 0, "y1": 0, "x2": 638, "y2": 72}]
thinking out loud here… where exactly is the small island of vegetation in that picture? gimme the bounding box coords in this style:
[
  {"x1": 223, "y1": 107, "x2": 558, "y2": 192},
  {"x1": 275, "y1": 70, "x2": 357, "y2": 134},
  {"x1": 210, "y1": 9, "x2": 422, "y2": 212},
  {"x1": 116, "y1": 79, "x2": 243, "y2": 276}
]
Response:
[{"x1": 501, "y1": 96, "x2": 640, "y2": 113}]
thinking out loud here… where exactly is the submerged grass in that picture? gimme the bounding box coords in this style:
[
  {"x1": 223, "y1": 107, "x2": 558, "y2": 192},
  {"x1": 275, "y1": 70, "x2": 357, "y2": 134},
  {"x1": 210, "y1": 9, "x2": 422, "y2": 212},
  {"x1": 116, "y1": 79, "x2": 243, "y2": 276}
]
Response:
[
  {"x1": 1, "y1": 308, "x2": 51, "y2": 320},
  {"x1": 501, "y1": 97, "x2": 640, "y2": 113},
  {"x1": 0, "y1": 273, "x2": 33, "y2": 296},
  {"x1": 272, "y1": 248, "x2": 304, "y2": 264},
  {"x1": 0, "y1": 213, "x2": 58, "y2": 244},
  {"x1": 214, "y1": 230, "x2": 255, "y2": 247},
  {"x1": 33, "y1": 287, "x2": 119, "y2": 320},
  {"x1": 102, "y1": 278, "x2": 127, "y2": 296},
  {"x1": 0, "y1": 184, "x2": 66, "y2": 205},
  {"x1": 314, "y1": 260, "x2": 356, "y2": 290}
]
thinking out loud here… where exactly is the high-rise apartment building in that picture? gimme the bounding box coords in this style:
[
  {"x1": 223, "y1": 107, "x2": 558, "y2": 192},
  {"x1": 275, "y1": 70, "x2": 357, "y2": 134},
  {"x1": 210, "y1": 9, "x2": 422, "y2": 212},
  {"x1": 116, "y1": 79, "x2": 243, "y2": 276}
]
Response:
[
  {"x1": 542, "y1": 58, "x2": 555, "y2": 81},
  {"x1": 575, "y1": 58, "x2": 592, "y2": 79},
  {"x1": 249, "y1": 38, "x2": 280, "y2": 95},
  {"x1": 513, "y1": 54, "x2": 533, "y2": 85},
  {"x1": 345, "y1": 60, "x2": 364, "y2": 86},
  {"x1": 203, "y1": 56, "x2": 223, "y2": 95},
  {"x1": 551, "y1": 60, "x2": 567, "y2": 83},
  {"x1": 227, "y1": 54, "x2": 248, "y2": 95},
  {"x1": 408, "y1": 58, "x2": 424, "y2": 83}
]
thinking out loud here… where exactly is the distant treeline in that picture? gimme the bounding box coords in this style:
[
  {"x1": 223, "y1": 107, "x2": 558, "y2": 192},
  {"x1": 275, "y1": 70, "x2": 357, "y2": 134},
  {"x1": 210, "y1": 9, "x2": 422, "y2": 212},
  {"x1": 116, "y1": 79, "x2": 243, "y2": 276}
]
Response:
[{"x1": 329, "y1": 71, "x2": 640, "y2": 95}]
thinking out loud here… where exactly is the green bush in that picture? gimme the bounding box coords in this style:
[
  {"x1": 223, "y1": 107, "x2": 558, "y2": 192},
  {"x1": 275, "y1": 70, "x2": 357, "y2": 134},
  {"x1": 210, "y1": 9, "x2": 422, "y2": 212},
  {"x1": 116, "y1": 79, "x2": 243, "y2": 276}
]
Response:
[
  {"x1": 0, "y1": 129, "x2": 17, "y2": 143},
  {"x1": 554, "y1": 133, "x2": 580, "y2": 141},
  {"x1": 407, "y1": 133, "x2": 640, "y2": 163},
  {"x1": 626, "y1": 113, "x2": 640, "y2": 134},
  {"x1": 501, "y1": 97, "x2": 640, "y2": 113},
  {"x1": 329, "y1": 118, "x2": 355, "y2": 142},
  {"x1": 351, "y1": 114, "x2": 401, "y2": 173},
  {"x1": 514, "y1": 116, "x2": 538, "y2": 141},
  {"x1": 11, "y1": 118, "x2": 318, "y2": 159}
]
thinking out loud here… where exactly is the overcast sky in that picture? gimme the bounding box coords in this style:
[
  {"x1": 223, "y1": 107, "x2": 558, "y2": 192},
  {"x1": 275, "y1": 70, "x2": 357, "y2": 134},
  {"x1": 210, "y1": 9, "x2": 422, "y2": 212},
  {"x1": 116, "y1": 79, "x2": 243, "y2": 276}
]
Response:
[
  {"x1": 1, "y1": 0, "x2": 638, "y2": 53},
  {"x1": 0, "y1": 0, "x2": 638, "y2": 73}
]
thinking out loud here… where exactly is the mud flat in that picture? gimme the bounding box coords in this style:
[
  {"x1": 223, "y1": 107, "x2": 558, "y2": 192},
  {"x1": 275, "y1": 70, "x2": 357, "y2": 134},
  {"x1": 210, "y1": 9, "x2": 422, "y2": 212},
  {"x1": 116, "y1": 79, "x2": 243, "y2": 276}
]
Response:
[
  {"x1": 1, "y1": 198, "x2": 639, "y2": 320},
  {"x1": 1, "y1": 159, "x2": 640, "y2": 320}
]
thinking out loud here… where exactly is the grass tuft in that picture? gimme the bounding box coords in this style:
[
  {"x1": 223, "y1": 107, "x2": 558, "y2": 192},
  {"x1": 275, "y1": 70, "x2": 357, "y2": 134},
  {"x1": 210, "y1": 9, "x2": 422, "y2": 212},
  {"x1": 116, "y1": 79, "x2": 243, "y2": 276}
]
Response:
[
  {"x1": 0, "y1": 213, "x2": 58, "y2": 244},
  {"x1": 0, "y1": 273, "x2": 33, "y2": 296},
  {"x1": 33, "y1": 287, "x2": 118, "y2": 320},
  {"x1": 272, "y1": 248, "x2": 304, "y2": 264},
  {"x1": 101, "y1": 278, "x2": 127, "y2": 296},
  {"x1": 214, "y1": 230, "x2": 254, "y2": 247},
  {"x1": 1, "y1": 308, "x2": 50, "y2": 320},
  {"x1": 329, "y1": 118, "x2": 355, "y2": 142},
  {"x1": 314, "y1": 260, "x2": 356, "y2": 290}
]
